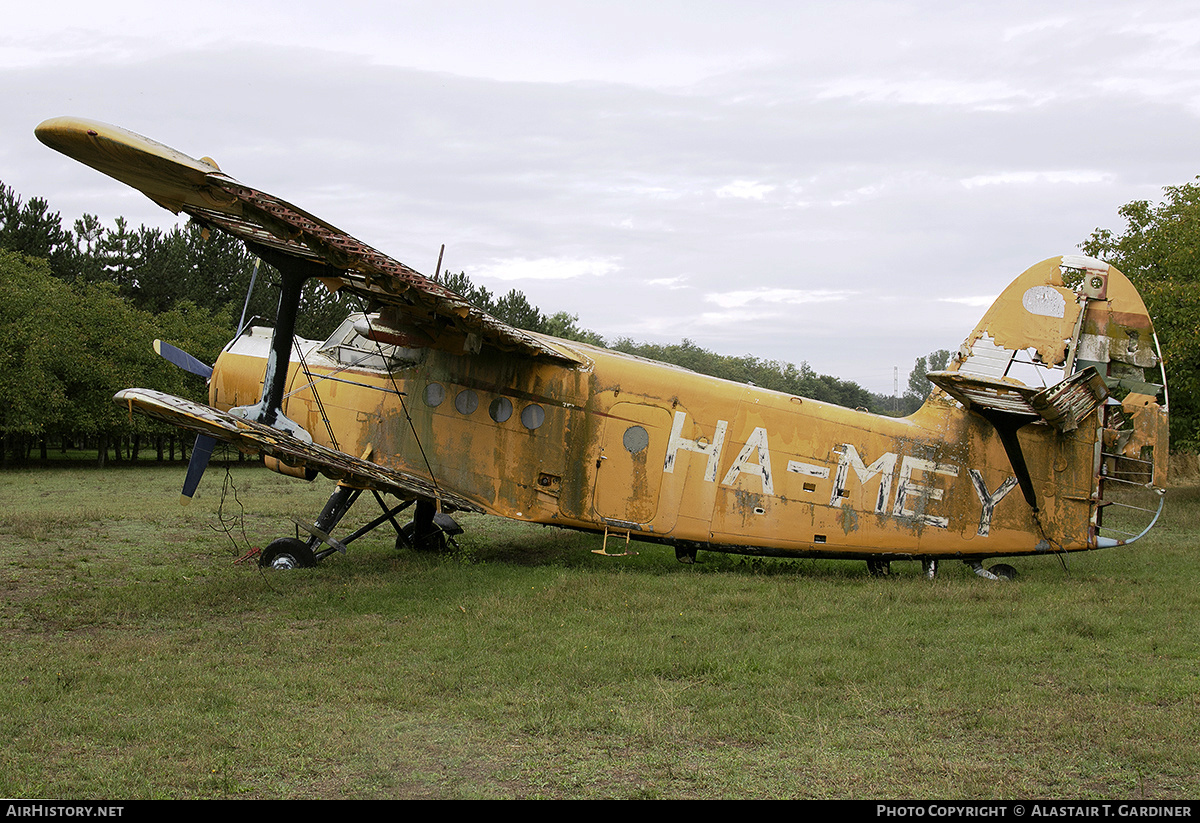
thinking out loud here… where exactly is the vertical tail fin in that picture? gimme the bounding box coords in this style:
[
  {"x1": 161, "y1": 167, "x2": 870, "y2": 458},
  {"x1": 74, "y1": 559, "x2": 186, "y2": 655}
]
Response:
[{"x1": 929, "y1": 255, "x2": 1168, "y2": 548}]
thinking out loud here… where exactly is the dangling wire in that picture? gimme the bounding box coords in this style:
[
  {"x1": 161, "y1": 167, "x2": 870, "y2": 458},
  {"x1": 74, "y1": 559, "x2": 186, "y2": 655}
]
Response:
[
  {"x1": 1030, "y1": 509, "x2": 1070, "y2": 574},
  {"x1": 235, "y1": 257, "x2": 262, "y2": 339},
  {"x1": 212, "y1": 451, "x2": 252, "y2": 556}
]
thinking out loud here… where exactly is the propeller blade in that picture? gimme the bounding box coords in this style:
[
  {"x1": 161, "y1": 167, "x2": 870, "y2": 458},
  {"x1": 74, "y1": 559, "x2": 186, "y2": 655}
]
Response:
[
  {"x1": 180, "y1": 434, "x2": 216, "y2": 505},
  {"x1": 154, "y1": 339, "x2": 213, "y2": 379}
]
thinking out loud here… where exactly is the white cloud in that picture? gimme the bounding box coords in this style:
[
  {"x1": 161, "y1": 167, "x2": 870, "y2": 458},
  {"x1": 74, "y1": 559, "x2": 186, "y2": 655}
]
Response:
[
  {"x1": 467, "y1": 256, "x2": 621, "y2": 282},
  {"x1": 716, "y1": 180, "x2": 775, "y2": 200},
  {"x1": 8, "y1": 0, "x2": 1200, "y2": 395},
  {"x1": 815, "y1": 77, "x2": 1054, "y2": 111},
  {"x1": 646, "y1": 276, "x2": 688, "y2": 289},
  {"x1": 960, "y1": 170, "x2": 1114, "y2": 188},
  {"x1": 705, "y1": 288, "x2": 855, "y2": 309},
  {"x1": 940, "y1": 295, "x2": 997, "y2": 308}
]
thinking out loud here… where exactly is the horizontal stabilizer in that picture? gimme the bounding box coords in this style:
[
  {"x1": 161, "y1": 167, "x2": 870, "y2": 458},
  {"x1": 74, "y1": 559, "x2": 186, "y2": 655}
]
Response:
[{"x1": 927, "y1": 365, "x2": 1108, "y2": 432}]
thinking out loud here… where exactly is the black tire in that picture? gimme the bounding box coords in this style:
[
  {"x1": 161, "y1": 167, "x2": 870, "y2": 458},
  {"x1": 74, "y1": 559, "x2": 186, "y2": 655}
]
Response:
[
  {"x1": 867, "y1": 559, "x2": 891, "y2": 577},
  {"x1": 396, "y1": 521, "x2": 447, "y2": 553},
  {"x1": 989, "y1": 563, "x2": 1019, "y2": 581},
  {"x1": 259, "y1": 537, "x2": 316, "y2": 569}
]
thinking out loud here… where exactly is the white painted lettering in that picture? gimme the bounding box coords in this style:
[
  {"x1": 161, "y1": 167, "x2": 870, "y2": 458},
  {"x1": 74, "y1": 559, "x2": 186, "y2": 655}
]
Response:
[
  {"x1": 663, "y1": 410, "x2": 727, "y2": 482},
  {"x1": 892, "y1": 456, "x2": 958, "y2": 528},
  {"x1": 786, "y1": 461, "x2": 830, "y2": 479},
  {"x1": 830, "y1": 445, "x2": 897, "y2": 513},
  {"x1": 721, "y1": 426, "x2": 774, "y2": 495},
  {"x1": 969, "y1": 470, "x2": 1018, "y2": 537}
]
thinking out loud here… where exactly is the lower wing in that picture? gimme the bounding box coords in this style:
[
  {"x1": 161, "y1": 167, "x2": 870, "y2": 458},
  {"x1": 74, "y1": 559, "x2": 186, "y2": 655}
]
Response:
[{"x1": 116, "y1": 388, "x2": 482, "y2": 513}]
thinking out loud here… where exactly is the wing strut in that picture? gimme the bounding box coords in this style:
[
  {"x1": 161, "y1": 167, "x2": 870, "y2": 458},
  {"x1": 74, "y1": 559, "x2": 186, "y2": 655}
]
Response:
[{"x1": 227, "y1": 244, "x2": 327, "y2": 442}]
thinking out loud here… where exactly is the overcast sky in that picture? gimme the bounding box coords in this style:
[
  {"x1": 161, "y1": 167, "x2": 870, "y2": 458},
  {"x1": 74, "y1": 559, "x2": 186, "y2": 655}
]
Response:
[{"x1": 4, "y1": 1, "x2": 1199, "y2": 394}]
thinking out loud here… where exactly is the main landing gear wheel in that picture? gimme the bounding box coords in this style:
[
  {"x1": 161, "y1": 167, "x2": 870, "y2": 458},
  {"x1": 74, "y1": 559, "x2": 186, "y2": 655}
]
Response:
[
  {"x1": 989, "y1": 563, "x2": 1019, "y2": 581},
  {"x1": 397, "y1": 520, "x2": 448, "y2": 553},
  {"x1": 967, "y1": 560, "x2": 1019, "y2": 581},
  {"x1": 867, "y1": 559, "x2": 891, "y2": 577},
  {"x1": 394, "y1": 499, "x2": 460, "y2": 553},
  {"x1": 259, "y1": 537, "x2": 316, "y2": 569}
]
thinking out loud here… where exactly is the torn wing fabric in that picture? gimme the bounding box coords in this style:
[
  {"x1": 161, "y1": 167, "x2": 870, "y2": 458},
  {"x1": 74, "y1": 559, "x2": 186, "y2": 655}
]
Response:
[{"x1": 35, "y1": 116, "x2": 582, "y2": 366}]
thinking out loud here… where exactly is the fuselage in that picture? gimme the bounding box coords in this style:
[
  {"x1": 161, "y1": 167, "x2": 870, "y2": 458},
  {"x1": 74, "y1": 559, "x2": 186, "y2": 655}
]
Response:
[{"x1": 208, "y1": 314, "x2": 1103, "y2": 561}]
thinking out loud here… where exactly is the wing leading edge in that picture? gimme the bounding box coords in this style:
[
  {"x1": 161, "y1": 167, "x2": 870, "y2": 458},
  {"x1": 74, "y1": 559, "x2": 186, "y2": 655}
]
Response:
[{"x1": 36, "y1": 116, "x2": 583, "y2": 366}]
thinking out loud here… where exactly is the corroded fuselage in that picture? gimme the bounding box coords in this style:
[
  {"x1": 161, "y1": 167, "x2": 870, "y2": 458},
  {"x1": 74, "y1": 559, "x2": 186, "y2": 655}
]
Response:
[{"x1": 208, "y1": 260, "x2": 1168, "y2": 562}]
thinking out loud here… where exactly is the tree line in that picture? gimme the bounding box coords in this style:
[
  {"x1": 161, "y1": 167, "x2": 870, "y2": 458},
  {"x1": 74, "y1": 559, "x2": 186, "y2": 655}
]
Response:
[
  {"x1": 0, "y1": 182, "x2": 355, "y2": 465},
  {"x1": 434, "y1": 268, "x2": 902, "y2": 413},
  {"x1": 1081, "y1": 180, "x2": 1200, "y2": 451}
]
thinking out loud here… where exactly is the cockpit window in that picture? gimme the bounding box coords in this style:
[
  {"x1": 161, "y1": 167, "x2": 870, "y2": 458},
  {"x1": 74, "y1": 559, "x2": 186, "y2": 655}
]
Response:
[{"x1": 318, "y1": 315, "x2": 421, "y2": 372}]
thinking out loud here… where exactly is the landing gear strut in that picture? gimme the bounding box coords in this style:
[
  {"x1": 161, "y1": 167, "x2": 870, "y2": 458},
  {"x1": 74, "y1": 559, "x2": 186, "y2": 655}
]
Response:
[
  {"x1": 866, "y1": 559, "x2": 938, "y2": 578},
  {"x1": 258, "y1": 485, "x2": 460, "y2": 569},
  {"x1": 396, "y1": 498, "x2": 463, "y2": 552}
]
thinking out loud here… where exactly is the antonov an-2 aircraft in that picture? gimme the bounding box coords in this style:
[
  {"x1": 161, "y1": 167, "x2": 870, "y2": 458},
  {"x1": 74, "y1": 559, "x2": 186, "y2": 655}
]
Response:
[{"x1": 36, "y1": 117, "x2": 1170, "y2": 579}]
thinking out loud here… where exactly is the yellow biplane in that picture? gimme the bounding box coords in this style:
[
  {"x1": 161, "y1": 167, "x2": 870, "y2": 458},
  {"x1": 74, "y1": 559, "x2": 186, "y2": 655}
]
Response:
[{"x1": 36, "y1": 117, "x2": 1170, "y2": 578}]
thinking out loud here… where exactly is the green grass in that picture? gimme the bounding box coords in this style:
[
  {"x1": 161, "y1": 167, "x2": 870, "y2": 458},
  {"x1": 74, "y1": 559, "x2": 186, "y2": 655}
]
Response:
[{"x1": 1, "y1": 462, "x2": 1198, "y2": 798}]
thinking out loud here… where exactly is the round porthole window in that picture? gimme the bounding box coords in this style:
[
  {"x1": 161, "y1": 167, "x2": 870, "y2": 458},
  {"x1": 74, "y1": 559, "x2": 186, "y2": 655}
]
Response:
[
  {"x1": 424, "y1": 383, "x2": 445, "y2": 407},
  {"x1": 489, "y1": 397, "x2": 513, "y2": 423},
  {"x1": 455, "y1": 389, "x2": 479, "y2": 415},
  {"x1": 623, "y1": 425, "x2": 649, "y2": 454},
  {"x1": 520, "y1": 403, "x2": 545, "y2": 430}
]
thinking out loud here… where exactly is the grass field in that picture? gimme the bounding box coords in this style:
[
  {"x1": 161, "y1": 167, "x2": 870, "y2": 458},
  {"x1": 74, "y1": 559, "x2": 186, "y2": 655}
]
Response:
[{"x1": 1, "y1": 462, "x2": 1198, "y2": 799}]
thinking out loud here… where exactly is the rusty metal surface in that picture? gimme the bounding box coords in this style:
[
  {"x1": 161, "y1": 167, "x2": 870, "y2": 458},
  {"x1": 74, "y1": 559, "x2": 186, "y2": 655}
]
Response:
[{"x1": 35, "y1": 116, "x2": 580, "y2": 366}]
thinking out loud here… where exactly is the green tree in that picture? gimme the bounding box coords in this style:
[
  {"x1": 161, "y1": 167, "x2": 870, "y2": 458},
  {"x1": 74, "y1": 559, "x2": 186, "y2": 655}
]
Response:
[
  {"x1": 1082, "y1": 180, "x2": 1200, "y2": 450},
  {"x1": 96, "y1": 215, "x2": 140, "y2": 299},
  {"x1": 0, "y1": 183, "x2": 75, "y2": 278},
  {"x1": 542, "y1": 311, "x2": 606, "y2": 346},
  {"x1": 0, "y1": 251, "x2": 72, "y2": 459},
  {"x1": 434, "y1": 269, "x2": 606, "y2": 346},
  {"x1": 609, "y1": 337, "x2": 888, "y2": 414},
  {"x1": 0, "y1": 248, "x2": 235, "y2": 464},
  {"x1": 903, "y1": 349, "x2": 951, "y2": 414}
]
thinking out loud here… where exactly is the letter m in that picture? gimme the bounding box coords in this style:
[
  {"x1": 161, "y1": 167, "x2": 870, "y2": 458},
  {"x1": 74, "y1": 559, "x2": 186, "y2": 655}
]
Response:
[{"x1": 830, "y1": 444, "x2": 897, "y2": 513}]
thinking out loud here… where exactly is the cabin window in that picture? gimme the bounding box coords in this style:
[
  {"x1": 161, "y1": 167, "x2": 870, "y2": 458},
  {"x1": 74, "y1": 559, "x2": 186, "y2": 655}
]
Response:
[
  {"x1": 521, "y1": 404, "x2": 545, "y2": 430},
  {"x1": 318, "y1": 314, "x2": 420, "y2": 371},
  {"x1": 455, "y1": 390, "x2": 479, "y2": 415},
  {"x1": 489, "y1": 397, "x2": 513, "y2": 423},
  {"x1": 424, "y1": 383, "x2": 445, "y2": 407}
]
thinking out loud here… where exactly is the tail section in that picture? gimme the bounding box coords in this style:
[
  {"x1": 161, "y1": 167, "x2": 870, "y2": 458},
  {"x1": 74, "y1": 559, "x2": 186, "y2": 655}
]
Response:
[{"x1": 928, "y1": 256, "x2": 1168, "y2": 550}]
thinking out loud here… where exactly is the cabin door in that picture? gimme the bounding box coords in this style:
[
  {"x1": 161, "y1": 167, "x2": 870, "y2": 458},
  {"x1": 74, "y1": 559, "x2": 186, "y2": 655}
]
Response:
[{"x1": 592, "y1": 402, "x2": 672, "y2": 529}]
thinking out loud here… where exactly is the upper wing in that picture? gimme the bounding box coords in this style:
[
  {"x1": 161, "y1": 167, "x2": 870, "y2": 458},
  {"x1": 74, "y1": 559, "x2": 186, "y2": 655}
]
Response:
[{"x1": 36, "y1": 116, "x2": 583, "y2": 365}]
